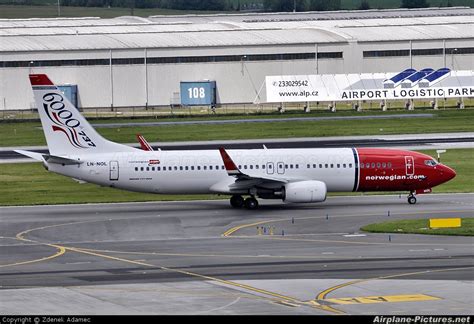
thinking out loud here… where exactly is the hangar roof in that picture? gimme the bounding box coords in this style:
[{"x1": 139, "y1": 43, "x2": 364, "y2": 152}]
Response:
[{"x1": 0, "y1": 7, "x2": 473, "y2": 52}]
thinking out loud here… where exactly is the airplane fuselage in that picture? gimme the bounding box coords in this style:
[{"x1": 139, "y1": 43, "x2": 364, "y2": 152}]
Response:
[{"x1": 48, "y1": 147, "x2": 455, "y2": 198}]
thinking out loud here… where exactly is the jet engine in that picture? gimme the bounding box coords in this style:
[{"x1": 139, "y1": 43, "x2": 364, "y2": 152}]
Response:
[{"x1": 282, "y1": 180, "x2": 327, "y2": 203}]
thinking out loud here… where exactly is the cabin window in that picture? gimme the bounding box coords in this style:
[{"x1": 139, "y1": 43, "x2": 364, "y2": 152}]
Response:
[
  {"x1": 376, "y1": 163, "x2": 381, "y2": 168},
  {"x1": 307, "y1": 164, "x2": 310, "y2": 169},
  {"x1": 337, "y1": 164, "x2": 340, "y2": 168},
  {"x1": 349, "y1": 163, "x2": 352, "y2": 168},
  {"x1": 382, "y1": 163, "x2": 386, "y2": 168},
  {"x1": 250, "y1": 165, "x2": 253, "y2": 169},
  {"x1": 371, "y1": 163, "x2": 375, "y2": 168},
  {"x1": 330, "y1": 164, "x2": 334, "y2": 168},
  {"x1": 151, "y1": 167, "x2": 155, "y2": 171},
  {"x1": 204, "y1": 166, "x2": 207, "y2": 170},
  {"x1": 290, "y1": 164, "x2": 293, "y2": 169},
  {"x1": 295, "y1": 164, "x2": 299, "y2": 169},
  {"x1": 210, "y1": 166, "x2": 213, "y2": 170},
  {"x1": 388, "y1": 162, "x2": 392, "y2": 168},
  {"x1": 262, "y1": 165, "x2": 266, "y2": 169},
  {"x1": 135, "y1": 167, "x2": 138, "y2": 171},
  {"x1": 256, "y1": 165, "x2": 259, "y2": 169},
  {"x1": 146, "y1": 167, "x2": 150, "y2": 171},
  {"x1": 185, "y1": 166, "x2": 188, "y2": 171},
  {"x1": 343, "y1": 164, "x2": 346, "y2": 168},
  {"x1": 325, "y1": 164, "x2": 328, "y2": 168},
  {"x1": 197, "y1": 166, "x2": 201, "y2": 170}
]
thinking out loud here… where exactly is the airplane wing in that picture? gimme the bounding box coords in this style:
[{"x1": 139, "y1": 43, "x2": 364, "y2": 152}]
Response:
[{"x1": 214, "y1": 147, "x2": 290, "y2": 193}]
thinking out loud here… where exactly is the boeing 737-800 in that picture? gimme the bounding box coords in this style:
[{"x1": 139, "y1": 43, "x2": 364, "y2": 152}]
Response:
[{"x1": 16, "y1": 74, "x2": 456, "y2": 209}]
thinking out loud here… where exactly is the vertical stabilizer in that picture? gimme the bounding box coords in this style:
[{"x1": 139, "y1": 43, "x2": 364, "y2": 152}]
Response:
[{"x1": 29, "y1": 74, "x2": 137, "y2": 156}]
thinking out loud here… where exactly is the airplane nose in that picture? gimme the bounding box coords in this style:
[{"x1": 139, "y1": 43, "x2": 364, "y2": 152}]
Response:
[{"x1": 441, "y1": 165, "x2": 456, "y2": 182}]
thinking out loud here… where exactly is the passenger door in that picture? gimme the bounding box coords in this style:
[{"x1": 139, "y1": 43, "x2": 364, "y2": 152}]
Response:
[
  {"x1": 109, "y1": 160, "x2": 119, "y2": 181},
  {"x1": 405, "y1": 156, "x2": 414, "y2": 176}
]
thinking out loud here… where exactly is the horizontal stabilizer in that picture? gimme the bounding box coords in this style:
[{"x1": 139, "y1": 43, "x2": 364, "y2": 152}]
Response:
[
  {"x1": 15, "y1": 149, "x2": 83, "y2": 165},
  {"x1": 44, "y1": 155, "x2": 83, "y2": 165},
  {"x1": 14, "y1": 149, "x2": 45, "y2": 162}
]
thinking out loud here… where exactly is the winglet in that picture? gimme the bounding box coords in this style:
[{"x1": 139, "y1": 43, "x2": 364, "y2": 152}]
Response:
[
  {"x1": 219, "y1": 147, "x2": 241, "y2": 176},
  {"x1": 136, "y1": 134, "x2": 154, "y2": 151}
]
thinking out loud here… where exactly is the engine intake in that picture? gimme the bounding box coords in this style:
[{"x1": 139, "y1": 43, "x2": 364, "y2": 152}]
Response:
[{"x1": 283, "y1": 180, "x2": 327, "y2": 203}]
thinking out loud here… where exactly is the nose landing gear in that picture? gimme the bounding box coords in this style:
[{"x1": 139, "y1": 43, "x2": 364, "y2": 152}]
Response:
[
  {"x1": 407, "y1": 192, "x2": 417, "y2": 205},
  {"x1": 229, "y1": 195, "x2": 259, "y2": 210}
]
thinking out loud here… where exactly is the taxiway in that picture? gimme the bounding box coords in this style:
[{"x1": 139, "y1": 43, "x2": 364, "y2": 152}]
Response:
[{"x1": 0, "y1": 194, "x2": 472, "y2": 315}]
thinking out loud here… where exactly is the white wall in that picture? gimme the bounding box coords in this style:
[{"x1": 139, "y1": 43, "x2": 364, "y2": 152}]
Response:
[{"x1": 1, "y1": 40, "x2": 472, "y2": 110}]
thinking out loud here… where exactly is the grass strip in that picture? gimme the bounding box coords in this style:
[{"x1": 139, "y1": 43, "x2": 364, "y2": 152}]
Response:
[
  {"x1": 361, "y1": 218, "x2": 474, "y2": 236},
  {"x1": 1, "y1": 109, "x2": 473, "y2": 147}
]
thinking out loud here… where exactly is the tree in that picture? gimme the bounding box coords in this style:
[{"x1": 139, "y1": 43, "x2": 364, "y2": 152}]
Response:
[
  {"x1": 308, "y1": 0, "x2": 341, "y2": 11},
  {"x1": 401, "y1": 0, "x2": 429, "y2": 8},
  {"x1": 263, "y1": 0, "x2": 306, "y2": 12},
  {"x1": 358, "y1": 0, "x2": 370, "y2": 10}
]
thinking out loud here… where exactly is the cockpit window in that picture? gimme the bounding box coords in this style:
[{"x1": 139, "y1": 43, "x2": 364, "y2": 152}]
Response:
[{"x1": 424, "y1": 160, "x2": 438, "y2": 166}]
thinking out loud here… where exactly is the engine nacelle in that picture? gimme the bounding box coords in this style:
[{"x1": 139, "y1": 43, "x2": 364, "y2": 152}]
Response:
[{"x1": 283, "y1": 180, "x2": 327, "y2": 203}]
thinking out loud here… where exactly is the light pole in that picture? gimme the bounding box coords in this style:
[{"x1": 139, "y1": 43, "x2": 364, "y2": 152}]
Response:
[
  {"x1": 241, "y1": 55, "x2": 247, "y2": 75},
  {"x1": 57, "y1": 0, "x2": 60, "y2": 17},
  {"x1": 451, "y1": 48, "x2": 458, "y2": 70}
]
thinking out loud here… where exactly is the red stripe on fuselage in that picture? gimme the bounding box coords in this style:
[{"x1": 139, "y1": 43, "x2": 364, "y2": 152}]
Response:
[{"x1": 356, "y1": 148, "x2": 436, "y2": 192}]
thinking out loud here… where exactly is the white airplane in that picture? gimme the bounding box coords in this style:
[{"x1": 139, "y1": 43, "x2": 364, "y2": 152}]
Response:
[{"x1": 16, "y1": 74, "x2": 456, "y2": 209}]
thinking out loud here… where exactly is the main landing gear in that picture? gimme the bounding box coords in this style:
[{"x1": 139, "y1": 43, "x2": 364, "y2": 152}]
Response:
[
  {"x1": 407, "y1": 192, "x2": 417, "y2": 205},
  {"x1": 230, "y1": 195, "x2": 259, "y2": 210}
]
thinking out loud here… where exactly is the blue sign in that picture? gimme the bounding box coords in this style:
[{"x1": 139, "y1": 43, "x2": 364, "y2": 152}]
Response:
[{"x1": 180, "y1": 81, "x2": 216, "y2": 106}]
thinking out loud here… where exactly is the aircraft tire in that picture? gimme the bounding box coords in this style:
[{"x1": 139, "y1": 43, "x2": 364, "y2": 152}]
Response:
[
  {"x1": 244, "y1": 197, "x2": 259, "y2": 210},
  {"x1": 230, "y1": 195, "x2": 244, "y2": 208},
  {"x1": 408, "y1": 195, "x2": 417, "y2": 205}
]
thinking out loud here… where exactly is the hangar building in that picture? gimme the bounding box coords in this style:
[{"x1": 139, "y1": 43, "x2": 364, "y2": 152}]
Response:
[{"x1": 0, "y1": 7, "x2": 473, "y2": 110}]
